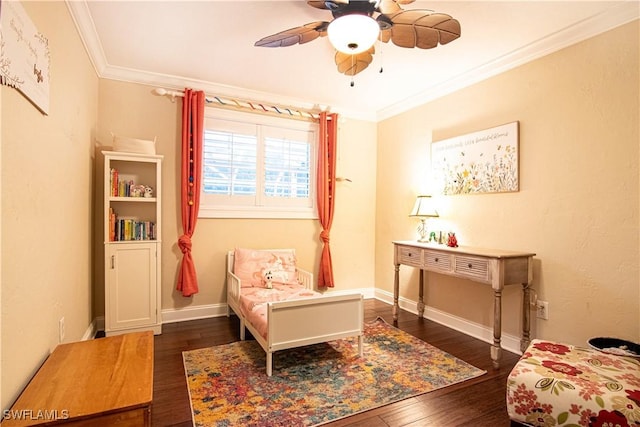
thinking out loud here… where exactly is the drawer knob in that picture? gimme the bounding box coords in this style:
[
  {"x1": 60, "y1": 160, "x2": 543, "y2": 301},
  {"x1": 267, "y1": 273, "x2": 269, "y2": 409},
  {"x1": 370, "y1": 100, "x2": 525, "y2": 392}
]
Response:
[
  {"x1": 408, "y1": 253, "x2": 413, "y2": 257},
  {"x1": 435, "y1": 258, "x2": 439, "y2": 262},
  {"x1": 468, "y1": 263, "x2": 473, "y2": 268}
]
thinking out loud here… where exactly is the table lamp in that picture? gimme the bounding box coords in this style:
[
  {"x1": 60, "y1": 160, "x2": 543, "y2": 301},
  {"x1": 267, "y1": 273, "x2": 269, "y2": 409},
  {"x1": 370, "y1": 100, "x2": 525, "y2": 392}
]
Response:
[{"x1": 409, "y1": 195, "x2": 439, "y2": 242}]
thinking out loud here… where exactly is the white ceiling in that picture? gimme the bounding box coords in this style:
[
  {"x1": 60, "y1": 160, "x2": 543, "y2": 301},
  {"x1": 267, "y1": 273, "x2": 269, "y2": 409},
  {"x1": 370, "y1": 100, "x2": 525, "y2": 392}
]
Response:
[{"x1": 67, "y1": 0, "x2": 639, "y2": 121}]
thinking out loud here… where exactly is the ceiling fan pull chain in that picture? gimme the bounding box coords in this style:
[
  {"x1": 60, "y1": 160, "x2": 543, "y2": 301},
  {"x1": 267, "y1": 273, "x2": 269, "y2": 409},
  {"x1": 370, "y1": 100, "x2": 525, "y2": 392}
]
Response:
[
  {"x1": 350, "y1": 55, "x2": 355, "y2": 87},
  {"x1": 378, "y1": 38, "x2": 384, "y2": 74}
]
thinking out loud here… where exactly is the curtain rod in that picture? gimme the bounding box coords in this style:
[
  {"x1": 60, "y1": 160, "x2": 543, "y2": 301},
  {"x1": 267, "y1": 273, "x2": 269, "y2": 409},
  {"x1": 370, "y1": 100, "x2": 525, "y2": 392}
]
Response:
[{"x1": 152, "y1": 88, "x2": 326, "y2": 123}]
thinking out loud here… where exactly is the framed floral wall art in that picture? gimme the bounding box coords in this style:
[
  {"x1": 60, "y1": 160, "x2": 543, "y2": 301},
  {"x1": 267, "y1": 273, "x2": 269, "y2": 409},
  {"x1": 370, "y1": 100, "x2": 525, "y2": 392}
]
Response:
[{"x1": 431, "y1": 122, "x2": 519, "y2": 195}]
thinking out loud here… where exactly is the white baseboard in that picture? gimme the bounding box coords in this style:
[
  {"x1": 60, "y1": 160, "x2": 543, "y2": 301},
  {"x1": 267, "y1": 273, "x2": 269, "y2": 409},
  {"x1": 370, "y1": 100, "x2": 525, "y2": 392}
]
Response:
[
  {"x1": 374, "y1": 288, "x2": 523, "y2": 355},
  {"x1": 81, "y1": 319, "x2": 98, "y2": 341}
]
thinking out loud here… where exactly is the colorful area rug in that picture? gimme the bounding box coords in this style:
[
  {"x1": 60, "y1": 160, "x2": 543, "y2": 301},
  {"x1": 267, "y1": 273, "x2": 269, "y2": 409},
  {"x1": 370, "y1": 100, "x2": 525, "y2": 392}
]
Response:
[{"x1": 183, "y1": 317, "x2": 485, "y2": 427}]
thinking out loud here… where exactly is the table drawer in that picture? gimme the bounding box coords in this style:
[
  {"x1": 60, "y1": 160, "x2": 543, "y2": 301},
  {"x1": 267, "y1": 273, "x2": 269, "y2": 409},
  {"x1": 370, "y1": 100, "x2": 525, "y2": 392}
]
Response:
[
  {"x1": 424, "y1": 251, "x2": 452, "y2": 273},
  {"x1": 398, "y1": 246, "x2": 423, "y2": 267},
  {"x1": 454, "y1": 256, "x2": 490, "y2": 281}
]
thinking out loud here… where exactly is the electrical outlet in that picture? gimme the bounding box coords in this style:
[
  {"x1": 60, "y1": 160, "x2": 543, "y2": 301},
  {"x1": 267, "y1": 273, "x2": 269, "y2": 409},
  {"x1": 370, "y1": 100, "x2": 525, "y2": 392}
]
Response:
[
  {"x1": 536, "y1": 301, "x2": 549, "y2": 320},
  {"x1": 59, "y1": 317, "x2": 65, "y2": 343}
]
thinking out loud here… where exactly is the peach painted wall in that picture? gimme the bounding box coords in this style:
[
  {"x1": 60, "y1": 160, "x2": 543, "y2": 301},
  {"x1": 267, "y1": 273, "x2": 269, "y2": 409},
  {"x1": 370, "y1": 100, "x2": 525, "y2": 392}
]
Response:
[
  {"x1": 376, "y1": 21, "x2": 639, "y2": 347},
  {"x1": 1, "y1": 2, "x2": 99, "y2": 409}
]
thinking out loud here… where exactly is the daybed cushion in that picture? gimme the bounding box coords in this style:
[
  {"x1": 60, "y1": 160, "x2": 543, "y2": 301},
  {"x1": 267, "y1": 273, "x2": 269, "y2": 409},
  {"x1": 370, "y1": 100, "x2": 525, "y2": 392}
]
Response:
[
  {"x1": 507, "y1": 339, "x2": 640, "y2": 426},
  {"x1": 233, "y1": 248, "x2": 298, "y2": 288}
]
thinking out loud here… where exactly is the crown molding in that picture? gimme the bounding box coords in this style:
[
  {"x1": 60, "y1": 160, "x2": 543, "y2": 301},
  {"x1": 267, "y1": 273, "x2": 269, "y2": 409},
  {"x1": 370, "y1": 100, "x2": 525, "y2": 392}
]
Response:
[{"x1": 65, "y1": 0, "x2": 108, "y2": 76}]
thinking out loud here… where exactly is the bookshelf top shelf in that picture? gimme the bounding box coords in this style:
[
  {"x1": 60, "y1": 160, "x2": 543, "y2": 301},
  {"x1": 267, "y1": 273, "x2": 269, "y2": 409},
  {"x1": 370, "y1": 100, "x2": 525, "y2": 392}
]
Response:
[{"x1": 103, "y1": 150, "x2": 164, "y2": 161}]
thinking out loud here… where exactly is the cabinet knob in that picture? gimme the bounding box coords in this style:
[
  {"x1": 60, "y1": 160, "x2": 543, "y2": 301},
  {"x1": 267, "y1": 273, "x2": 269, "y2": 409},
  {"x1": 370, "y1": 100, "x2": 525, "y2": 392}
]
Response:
[
  {"x1": 468, "y1": 263, "x2": 473, "y2": 269},
  {"x1": 435, "y1": 258, "x2": 439, "y2": 262}
]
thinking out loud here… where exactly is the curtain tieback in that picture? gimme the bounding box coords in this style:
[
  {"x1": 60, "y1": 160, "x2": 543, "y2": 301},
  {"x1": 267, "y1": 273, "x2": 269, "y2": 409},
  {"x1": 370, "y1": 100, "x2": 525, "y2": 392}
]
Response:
[
  {"x1": 320, "y1": 230, "x2": 330, "y2": 244},
  {"x1": 178, "y1": 234, "x2": 192, "y2": 254}
]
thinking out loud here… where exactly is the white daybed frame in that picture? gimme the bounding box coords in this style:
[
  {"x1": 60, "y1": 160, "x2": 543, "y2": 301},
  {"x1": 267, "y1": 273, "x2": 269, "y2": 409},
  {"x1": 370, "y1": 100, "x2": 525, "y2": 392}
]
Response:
[{"x1": 226, "y1": 249, "x2": 364, "y2": 376}]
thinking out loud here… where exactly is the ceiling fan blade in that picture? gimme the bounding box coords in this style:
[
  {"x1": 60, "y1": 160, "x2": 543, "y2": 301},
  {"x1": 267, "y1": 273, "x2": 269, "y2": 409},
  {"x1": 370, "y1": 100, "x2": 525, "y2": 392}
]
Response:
[
  {"x1": 434, "y1": 17, "x2": 462, "y2": 45},
  {"x1": 335, "y1": 47, "x2": 374, "y2": 76},
  {"x1": 377, "y1": 0, "x2": 402, "y2": 15},
  {"x1": 377, "y1": 0, "x2": 422, "y2": 14},
  {"x1": 389, "y1": 11, "x2": 460, "y2": 49},
  {"x1": 255, "y1": 22, "x2": 329, "y2": 48}
]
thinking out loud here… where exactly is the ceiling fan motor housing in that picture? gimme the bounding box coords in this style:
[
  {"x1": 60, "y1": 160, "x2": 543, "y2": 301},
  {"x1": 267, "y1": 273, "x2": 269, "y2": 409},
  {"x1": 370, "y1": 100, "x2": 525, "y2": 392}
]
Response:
[{"x1": 329, "y1": 0, "x2": 376, "y2": 18}]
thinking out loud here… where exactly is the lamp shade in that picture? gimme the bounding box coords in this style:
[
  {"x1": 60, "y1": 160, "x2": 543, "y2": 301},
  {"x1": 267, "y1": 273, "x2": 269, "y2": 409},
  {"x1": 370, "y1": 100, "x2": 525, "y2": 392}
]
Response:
[
  {"x1": 327, "y1": 14, "x2": 380, "y2": 54},
  {"x1": 409, "y1": 195, "x2": 439, "y2": 218}
]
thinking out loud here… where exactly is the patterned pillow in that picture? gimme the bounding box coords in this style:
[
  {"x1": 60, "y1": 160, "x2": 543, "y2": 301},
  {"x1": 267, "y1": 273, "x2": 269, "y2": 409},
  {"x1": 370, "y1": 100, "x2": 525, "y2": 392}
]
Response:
[{"x1": 233, "y1": 248, "x2": 298, "y2": 288}]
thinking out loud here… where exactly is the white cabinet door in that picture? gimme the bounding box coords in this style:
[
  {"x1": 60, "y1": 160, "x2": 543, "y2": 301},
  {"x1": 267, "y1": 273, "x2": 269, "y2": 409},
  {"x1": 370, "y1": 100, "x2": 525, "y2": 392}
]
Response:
[{"x1": 106, "y1": 242, "x2": 158, "y2": 334}]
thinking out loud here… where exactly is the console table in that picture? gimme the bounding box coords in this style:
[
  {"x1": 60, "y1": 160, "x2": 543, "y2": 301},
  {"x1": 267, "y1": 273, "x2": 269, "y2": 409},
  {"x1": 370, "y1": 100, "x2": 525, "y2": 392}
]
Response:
[
  {"x1": 3, "y1": 331, "x2": 153, "y2": 426},
  {"x1": 393, "y1": 240, "x2": 535, "y2": 368}
]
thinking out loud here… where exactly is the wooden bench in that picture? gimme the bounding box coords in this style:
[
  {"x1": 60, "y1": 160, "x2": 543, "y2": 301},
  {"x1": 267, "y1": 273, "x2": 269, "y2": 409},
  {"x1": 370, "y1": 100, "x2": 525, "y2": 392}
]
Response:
[{"x1": 2, "y1": 331, "x2": 153, "y2": 426}]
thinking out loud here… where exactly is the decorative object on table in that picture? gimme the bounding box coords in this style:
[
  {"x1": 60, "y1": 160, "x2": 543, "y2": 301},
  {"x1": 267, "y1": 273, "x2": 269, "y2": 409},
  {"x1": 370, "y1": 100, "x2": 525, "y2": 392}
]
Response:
[
  {"x1": 429, "y1": 231, "x2": 437, "y2": 242},
  {"x1": 409, "y1": 195, "x2": 439, "y2": 242},
  {"x1": 183, "y1": 317, "x2": 485, "y2": 427},
  {"x1": 253, "y1": 1, "x2": 460, "y2": 79},
  {"x1": 588, "y1": 337, "x2": 640, "y2": 358},
  {"x1": 432, "y1": 121, "x2": 519, "y2": 195},
  {"x1": 446, "y1": 232, "x2": 458, "y2": 247}
]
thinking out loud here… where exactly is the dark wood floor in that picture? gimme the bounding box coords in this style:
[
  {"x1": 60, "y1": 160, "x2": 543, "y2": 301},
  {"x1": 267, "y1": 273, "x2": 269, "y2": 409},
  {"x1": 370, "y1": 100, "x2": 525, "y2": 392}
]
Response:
[{"x1": 152, "y1": 299, "x2": 521, "y2": 426}]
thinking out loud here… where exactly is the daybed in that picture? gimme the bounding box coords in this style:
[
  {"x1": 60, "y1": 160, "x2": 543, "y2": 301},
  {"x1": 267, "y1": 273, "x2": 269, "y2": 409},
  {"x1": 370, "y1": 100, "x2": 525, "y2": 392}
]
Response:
[{"x1": 226, "y1": 248, "x2": 364, "y2": 376}]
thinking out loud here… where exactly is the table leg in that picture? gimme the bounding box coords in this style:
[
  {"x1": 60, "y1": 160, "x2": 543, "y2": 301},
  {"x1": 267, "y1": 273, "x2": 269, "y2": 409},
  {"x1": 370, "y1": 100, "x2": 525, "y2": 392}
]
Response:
[
  {"x1": 417, "y1": 269, "x2": 425, "y2": 318},
  {"x1": 393, "y1": 264, "x2": 400, "y2": 321},
  {"x1": 492, "y1": 289, "x2": 502, "y2": 368},
  {"x1": 521, "y1": 283, "x2": 531, "y2": 352}
]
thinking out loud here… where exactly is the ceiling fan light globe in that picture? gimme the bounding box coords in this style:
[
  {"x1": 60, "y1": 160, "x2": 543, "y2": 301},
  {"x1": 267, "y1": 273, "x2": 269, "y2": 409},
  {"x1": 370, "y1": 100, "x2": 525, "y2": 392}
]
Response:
[{"x1": 327, "y1": 14, "x2": 379, "y2": 54}]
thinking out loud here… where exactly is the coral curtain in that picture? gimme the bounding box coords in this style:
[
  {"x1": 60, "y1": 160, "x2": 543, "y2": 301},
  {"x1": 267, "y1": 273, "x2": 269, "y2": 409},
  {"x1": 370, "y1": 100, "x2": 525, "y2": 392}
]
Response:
[
  {"x1": 317, "y1": 112, "x2": 339, "y2": 288},
  {"x1": 176, "y1": 89, "x2": 205, "y2": 297}
]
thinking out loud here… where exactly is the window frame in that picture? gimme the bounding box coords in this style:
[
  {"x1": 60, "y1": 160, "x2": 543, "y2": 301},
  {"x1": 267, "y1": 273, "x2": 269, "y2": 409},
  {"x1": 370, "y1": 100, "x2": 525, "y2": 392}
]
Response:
[{"x1": 198, "y1": 108, "x2": 318, "y2": 219}]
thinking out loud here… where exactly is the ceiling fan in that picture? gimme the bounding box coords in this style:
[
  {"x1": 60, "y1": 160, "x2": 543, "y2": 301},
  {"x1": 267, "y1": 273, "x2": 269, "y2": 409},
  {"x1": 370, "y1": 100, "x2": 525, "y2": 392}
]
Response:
[{"x1": 254, "y1": 0, "x2": 461, "y2": 78}]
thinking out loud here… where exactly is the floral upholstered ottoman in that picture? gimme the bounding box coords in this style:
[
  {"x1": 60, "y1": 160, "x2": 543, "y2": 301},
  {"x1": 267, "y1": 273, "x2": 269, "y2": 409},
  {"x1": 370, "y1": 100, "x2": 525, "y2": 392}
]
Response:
[{"x1": 507, "y1": 339, "x2": 640, "y2": 426}]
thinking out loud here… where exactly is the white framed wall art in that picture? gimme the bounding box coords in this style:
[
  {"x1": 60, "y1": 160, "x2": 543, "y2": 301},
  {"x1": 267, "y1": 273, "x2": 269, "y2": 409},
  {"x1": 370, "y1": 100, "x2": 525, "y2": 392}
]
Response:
[{"x1": 431, "y1": 121, "x2": 519, "y2": 195}]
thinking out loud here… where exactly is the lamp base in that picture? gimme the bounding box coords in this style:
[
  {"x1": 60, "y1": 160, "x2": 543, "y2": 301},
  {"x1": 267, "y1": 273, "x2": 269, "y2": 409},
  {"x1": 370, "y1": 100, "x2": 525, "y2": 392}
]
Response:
[{"x1": 416, "y1": 218, "x2": 428, "y2": 242}]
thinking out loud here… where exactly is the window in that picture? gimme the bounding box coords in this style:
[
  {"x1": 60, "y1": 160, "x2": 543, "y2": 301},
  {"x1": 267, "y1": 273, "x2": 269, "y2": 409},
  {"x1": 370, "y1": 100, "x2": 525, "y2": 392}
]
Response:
[{"x1": 199, "y1": 109, "x2": 318, "y2": 219}]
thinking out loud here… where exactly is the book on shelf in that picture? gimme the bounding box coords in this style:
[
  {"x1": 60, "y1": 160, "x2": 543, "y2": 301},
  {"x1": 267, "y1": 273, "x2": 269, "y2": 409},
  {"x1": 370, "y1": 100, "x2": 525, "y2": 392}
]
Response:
[
  {"x1": 108, "y1": 207, "x2": 116, "y2": 241},
  {"x1": 110, "y1": 169, "x2": 119, "y2": 197},
  {"x1": 109, "y1": 211, "x2": 156, "y2": 242}
]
